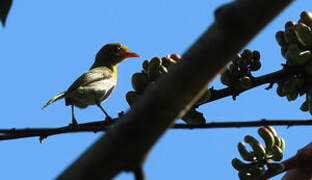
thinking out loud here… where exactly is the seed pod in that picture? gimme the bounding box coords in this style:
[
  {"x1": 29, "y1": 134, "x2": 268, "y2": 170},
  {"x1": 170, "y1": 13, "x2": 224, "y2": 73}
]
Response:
[
  {"x1": 232, "y1": 158, "x2": 252, "y2": 171},
  {"x1": 287, "y1": 90, "x2": 299, "y2": 101},
  {"x1": 285, "y1": 21, "x2": 296, "y2": 30},
  {"x1": 276, "y1": 31, "x2": 287, "y2": 46},
  {"x1": 300, "y1": 11, "x2": 312, "y2": 27},
  {"x1": 284, "y1": 27, "x2": 299, "y2": 44},
  {"x1": 242, "y1": 49, "x2": 254, "y2": 61},
  {"x1": 131, "y1": 72, "x2": 149, "y2": 93},
  {"x1": 238, "y1": 170, "x2": 254, "y2": 180},
  {"x1": 295, "y1": 23, "x2": 312, "y2": 47},
  {"x1": 264, "y1": 126, "x2": 278, "y2": 137},
  {"x1": 161, "y1": 57, "x2": 176, "y2": 68},
  {"x1": 278, "y1": 136, "x2": 286, "y2": 152},
  {"x1": 245, "y1": 135, "x2": 266, "y2": 160},
  {"x1": 142, "y1": 60, "x2": 150, "y2": 74},
  {"x1": 148, "y1": 57, "x2": 162, "y2": 81},
  {"x1": 125, "y1": 91, "x2": 140, "y2": 106},
  {"x1": 286, "y1": 45, "x2": 310, "y2": 65},
  {"x1": 221, "y1": 70, "x2": 233, "y2": 86},
  {"x1": 276, "y1": 84, "x2": 287, "y2": 97},
  {"x1": 271, "y1": 145, "x2": 283, "y2": 161},
  {"x1": 159, "y1": 65, "x2": 168, "y2": 73},
  {"x1": 240, "y1": 76, "x2": 253, "y2": 89},
  {"x1": 170, "y1": 53, "x2": 181, "y2": 61},
  {"x1": 249, "y1": 60, "x2": 261, "y2": 71},
  {"x1": 238, "y1": 142, "x2": 255, "y2": 161},
  {"x1": 281, "y1": 46, "x2": 288, "y2": 58},
  {"x1": 253, "y1": 50, "x2": 261, "y2": 61},
  {"x1": 258, "y1": 127, "x2": 275, "y2": 153}
]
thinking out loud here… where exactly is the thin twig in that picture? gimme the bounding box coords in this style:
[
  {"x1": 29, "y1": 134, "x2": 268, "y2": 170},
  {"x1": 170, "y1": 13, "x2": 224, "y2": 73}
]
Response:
[
  {"x1": 1, "y1": 119, "x2": 311, "y2": 141},
  {"x1": 196, "y1": 67, "x2": 302, "y2": 106}
]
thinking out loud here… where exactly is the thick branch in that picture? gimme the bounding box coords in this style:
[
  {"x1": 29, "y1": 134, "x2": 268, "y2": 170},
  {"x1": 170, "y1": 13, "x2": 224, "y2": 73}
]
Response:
[{"x1": 57, "y1": 1, "x2": 294, "y2": 179}]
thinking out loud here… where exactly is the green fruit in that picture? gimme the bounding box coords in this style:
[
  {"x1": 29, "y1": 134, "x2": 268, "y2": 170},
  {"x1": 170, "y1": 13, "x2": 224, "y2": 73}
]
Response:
[
  {"x1": 232, "y1": 158, "x2": 252, "y2": 171},
  {"x1": 276, "y1": 31, "x2": 287, "y2": 46},
  {"x1": 142, "y1": 60, "x2": 150, "y2": 74},
  {"x1": 221, "y1": 69, "x2": 233, "y2": 86},
  {"x1": 286, "y1": 45, "x2": 311, "y2": 65},
  {"x1": 125, "y1": 91, "x2": 140, "y2": 106},
  {"x1": 170, "y1": 53, "x2": 181, "y2": 61},
  {"x1": 264, "y1": 126, "x2": 278, "y2": 137},
  {"x1": 253, "y1": 51, "x2": 260, "y2": 61},
  {"x1": 148, "y1": 57, "x2": 162, "y2": 81},
  {"x1": 258, "y1": 127, "x2": 275, "y2": 152},
  {"x1": 242, "y1": 49, "x2": 253, "y2": 61},
  {"x1": 281, "y1": 46, "x2": 287, "y2": 58},
  {"x1": 238, "y1": 142, "x2": 255, "y2": 161},
  {"x1": 300, "y1": 11, "x2": 312, "y2": 27},
  {"x1": 295, "y1": 23, "x2": 312, "y2": 47},
  {"x1": 131, "y1": 72, "x2": 149, "y2": 93},
  {"x1": 287, "y1": 90, "x2": 298, "y2": 101},
  {"x1": 276, "y1": 84, "x2": 286, "y2": 97},
  {"x1": 284, "y1": 27, "x2": 299, "y2": 44},
  {"x1": 250, "y1": 60, "x2": 261, "y2": 71},
  {"x1": 283, "y1": 79, "x2": 297, "y2": 95},
  {"x1": 161, "y1": 57, "x2": 176, "y2": 68},
  {"x1": 279, "y1": 136, "x2": 286, "y2": 152},
  {"x1": 240, "y1": 76, "x2": 253, "y2": 89},
  {"x1": 285, "y1": 21, "x2": 296, "y2": 30},
  {"x1": 244, "y1": 135, "x2": 266, "y2": 160},
  {"x1": 159, "y1": 64, "x2": 168, "y2": 73},
  {"x1": 271, "y1": 145, "x2": 283, "y2": 161}
]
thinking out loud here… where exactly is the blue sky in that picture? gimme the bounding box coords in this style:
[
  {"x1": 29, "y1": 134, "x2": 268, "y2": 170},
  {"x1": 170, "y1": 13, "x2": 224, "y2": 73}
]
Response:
[{"x1": 0, "y1": 0, "x2": 311, "y2": 179}]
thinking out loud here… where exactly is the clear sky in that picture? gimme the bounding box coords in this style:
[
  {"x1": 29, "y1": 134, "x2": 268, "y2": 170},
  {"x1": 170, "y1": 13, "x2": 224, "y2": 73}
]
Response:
[{"x1": 0, "y1": 0, "x2": 311, "y2": 179}]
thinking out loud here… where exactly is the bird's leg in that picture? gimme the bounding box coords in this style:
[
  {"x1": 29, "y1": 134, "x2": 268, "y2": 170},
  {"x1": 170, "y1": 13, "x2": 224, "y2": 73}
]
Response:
[
  {"x1": 71, "y1": 105, "x2": 78, "y2": 126},
  {"x1": 96, "y1": 103, "x2": 112, "y2": 122}
]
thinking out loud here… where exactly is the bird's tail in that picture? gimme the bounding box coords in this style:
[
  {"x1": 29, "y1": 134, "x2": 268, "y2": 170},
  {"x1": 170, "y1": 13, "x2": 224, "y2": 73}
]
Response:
[{"x1": 42, "y1": 92, "x2": 66, "y2": 109}]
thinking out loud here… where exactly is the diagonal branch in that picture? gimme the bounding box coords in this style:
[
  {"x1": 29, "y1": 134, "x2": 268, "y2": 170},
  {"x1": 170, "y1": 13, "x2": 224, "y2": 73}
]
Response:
[{"x1": 56, "y1": 1, "x2": 294, "y2": 180}]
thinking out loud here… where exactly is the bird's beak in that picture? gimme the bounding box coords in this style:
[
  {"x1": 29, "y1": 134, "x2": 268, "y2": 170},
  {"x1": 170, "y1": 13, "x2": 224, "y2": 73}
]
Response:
[{"x1": 124, "y1": 51, "x2": 140, "y2": 58}]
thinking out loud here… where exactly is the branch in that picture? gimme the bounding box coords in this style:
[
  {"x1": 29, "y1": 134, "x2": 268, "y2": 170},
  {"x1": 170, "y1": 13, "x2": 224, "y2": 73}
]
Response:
[
  {"x1": 0, "y1": 119, "x2": 311, "y2": 141},
  {"x1": 196, "y1": 67, "x2": 302, "y2": 106},
  {"x1": 172, "y1": 119, "x2": 312, "y2": 129},
  {"x1": 56, "y1": 1, "x2": 294, "y2": 179}
]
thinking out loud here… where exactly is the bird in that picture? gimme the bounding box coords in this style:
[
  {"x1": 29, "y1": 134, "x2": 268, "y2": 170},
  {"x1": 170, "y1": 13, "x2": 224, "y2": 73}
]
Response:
[{"x1": 42, "y1": 43, "x2": 140, "y2": 125}]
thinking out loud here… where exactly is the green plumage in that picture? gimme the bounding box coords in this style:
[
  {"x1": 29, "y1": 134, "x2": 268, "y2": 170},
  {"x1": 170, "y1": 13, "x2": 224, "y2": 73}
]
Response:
[{"x1": 42, "y1": 43, "x2": 140, "y2": 125}]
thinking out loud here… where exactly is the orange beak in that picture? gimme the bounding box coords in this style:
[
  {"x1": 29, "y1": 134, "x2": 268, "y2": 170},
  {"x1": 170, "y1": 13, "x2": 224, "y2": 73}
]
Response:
[{"x1": 123, "y1": 51, "x2": 140, "y2": 59}]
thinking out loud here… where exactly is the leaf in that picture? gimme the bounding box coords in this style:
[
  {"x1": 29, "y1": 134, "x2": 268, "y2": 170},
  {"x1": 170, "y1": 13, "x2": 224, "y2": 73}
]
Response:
[
  {"x1": 182, "y1": 109, "x2": 206, "y2": 124},
  {"x1": 0, "y1": 0, "x2": 12, "y2": 27}
]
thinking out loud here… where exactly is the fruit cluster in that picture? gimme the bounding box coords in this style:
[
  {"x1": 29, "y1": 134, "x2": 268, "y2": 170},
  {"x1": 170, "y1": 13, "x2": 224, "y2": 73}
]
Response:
[
  {"x1": 232, "y1": 126, "x2": 285, "y2": 179},
  {"x1": 126, "y1": 54, "x2": 180, "y2": 106},
  {"x1": 221, "y1": 49, "x2": 261, "y2": 91},
  {"x1": 275, "y1": 11, "x2": 312, "y2": 114},
  {"x1": 126, "y1": 54, "x2": 208, "y2": 124}
]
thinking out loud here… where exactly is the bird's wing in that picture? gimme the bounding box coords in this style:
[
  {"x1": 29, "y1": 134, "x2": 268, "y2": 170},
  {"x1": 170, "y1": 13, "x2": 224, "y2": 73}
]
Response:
[{"x1": 66, "y1": 67, "x2": 113, "y2": 93}]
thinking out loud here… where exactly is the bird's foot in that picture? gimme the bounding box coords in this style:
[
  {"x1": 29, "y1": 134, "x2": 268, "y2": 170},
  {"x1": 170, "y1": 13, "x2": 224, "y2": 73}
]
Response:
[
  {"x1": 70, "y1": 118, "x2": 79, "y2": 127},
  {"x1": 105, "y1": 115, "x2": 113, "y2": 124}
]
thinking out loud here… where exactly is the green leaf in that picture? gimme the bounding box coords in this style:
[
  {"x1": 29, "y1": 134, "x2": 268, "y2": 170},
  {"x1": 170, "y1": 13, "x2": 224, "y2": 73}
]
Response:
[{"x1": 0, "y1": 0, "x2": 12, "y2": 27}]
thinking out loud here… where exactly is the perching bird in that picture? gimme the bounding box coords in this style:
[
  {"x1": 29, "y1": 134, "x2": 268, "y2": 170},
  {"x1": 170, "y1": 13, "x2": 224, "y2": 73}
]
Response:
[{"x1": 42, "y1": 43, "x2": 140, "y2": 125}]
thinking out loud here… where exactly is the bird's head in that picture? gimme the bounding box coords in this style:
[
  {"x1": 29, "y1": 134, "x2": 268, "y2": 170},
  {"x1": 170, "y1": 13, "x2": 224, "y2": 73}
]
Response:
[{"x1": 94, "y1": 43, "x2": 140, "y2": 68}]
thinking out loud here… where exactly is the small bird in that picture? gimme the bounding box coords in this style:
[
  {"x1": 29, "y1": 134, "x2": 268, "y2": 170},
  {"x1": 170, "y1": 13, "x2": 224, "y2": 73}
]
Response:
[{"x1": 42, "y1": 43, "x2": 140, "y2": 125}]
